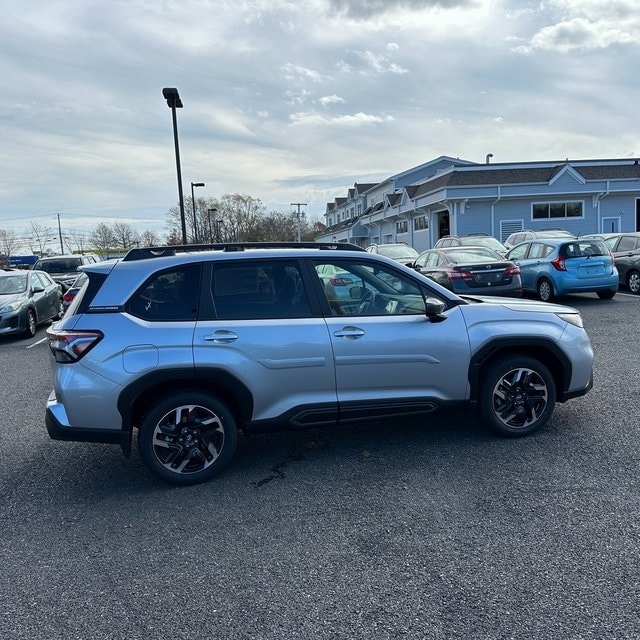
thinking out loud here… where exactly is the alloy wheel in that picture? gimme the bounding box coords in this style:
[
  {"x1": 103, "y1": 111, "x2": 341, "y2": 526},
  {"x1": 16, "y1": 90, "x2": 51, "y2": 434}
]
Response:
[
  {"x1": 151, "y1": 404, "x2": 225, "y2": 475},
  {"x1": 490, "y1": 367, "x2": 549, "y2": 430},
  {"x1": 628, "y1": 271, "x2": 640, "y2": 295}
]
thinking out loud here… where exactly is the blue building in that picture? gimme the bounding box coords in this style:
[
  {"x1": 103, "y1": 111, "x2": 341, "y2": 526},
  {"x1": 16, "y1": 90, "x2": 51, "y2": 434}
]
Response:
[{"x1": 317, "y1": 156, "x2": 640, "y2": 251}]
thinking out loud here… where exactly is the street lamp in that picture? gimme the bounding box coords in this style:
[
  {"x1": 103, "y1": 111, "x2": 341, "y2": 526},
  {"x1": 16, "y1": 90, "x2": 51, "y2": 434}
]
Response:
[
  {"x1": 207, "y1": 208, "x2": 218, "y2": 242},
  {"x1": 191, "y1": 182, "x2": 205, "y2": 244},
  {"x1": 162, "y1": 87, "x2": 187, "y2": 244}
]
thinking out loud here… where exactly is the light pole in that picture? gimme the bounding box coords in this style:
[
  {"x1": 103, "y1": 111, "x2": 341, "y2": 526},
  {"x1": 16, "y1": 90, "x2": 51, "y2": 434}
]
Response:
[
  {"x1": 207, "y1": 208, "x2": 218, "y2": 243},
  {"x1": 216, "y1": 218, "x2": 224, "y2": 242},
  {"x1": 162, "y1": 87, "x2": 187, "y2": 245},
  {"x1": 191, "y1": 182, "x2": 205, "y2": 244},
  {"x1": 291, "y1": 202, "x2": 307, "y2": 242}
]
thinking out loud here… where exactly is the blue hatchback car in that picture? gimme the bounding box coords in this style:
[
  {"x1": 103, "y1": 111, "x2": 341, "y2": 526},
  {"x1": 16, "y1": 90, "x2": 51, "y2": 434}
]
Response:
[{"x1": 506, "y1": 238, "x2": 618, "y2": 301}]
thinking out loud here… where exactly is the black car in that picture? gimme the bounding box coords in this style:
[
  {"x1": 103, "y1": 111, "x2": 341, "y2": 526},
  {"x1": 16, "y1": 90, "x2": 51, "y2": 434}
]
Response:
[
  {"x1": 597, "y1": 232, "x2": 640, "y2": 294},
  {"x1": 412, "y1": 247, "x2": 522, "y2": 297}
]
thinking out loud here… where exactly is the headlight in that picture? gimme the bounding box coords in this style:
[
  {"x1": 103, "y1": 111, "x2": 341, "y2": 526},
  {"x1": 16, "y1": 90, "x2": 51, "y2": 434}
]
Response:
[
  {"x1": 0, "y1": 300, "x2": 23, "y2": 313},
  {"x1": 556, "y1": 312, "x2": 584, "y2": 328}
]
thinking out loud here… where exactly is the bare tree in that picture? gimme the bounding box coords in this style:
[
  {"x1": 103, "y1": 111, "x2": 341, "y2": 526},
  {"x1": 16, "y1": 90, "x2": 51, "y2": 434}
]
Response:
[
  {"x1": 90, "y1": 223, "x2": 116, "y2": 252},
  {"x1": 0, "y1": 228, "x2": 19, "y2": 262},
  {"x1": 65, "y1": 231, "x2": 90, "y2": 254},
  {"x1": 140, "y1": 230, "x2": 160, "y2": 247},
  {"x1": 29, "y1": 221, "x2": 55, "y2": 255},
  {"x1": 112, "y1": 222, "x2": 140, "y2": 250}
]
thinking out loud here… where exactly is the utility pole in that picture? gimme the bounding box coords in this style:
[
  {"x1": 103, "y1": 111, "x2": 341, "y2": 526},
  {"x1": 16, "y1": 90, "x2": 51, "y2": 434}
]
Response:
[
  {"x1": 290, "y1": 202, "x2": 307, "y2": 242},
  {"x1": 57, "y1": 213, "x2": 64, "y2": 254}
]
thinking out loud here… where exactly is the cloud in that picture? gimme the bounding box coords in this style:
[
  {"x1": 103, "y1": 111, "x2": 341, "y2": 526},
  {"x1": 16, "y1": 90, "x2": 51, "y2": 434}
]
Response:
[
  {"x1": 515, "y1": 0, "x2": 640, "y2": 53},
  {"x1": 319, "y1": 94, "x2": 346, "y2": 107},
  {"x1": 327, "y1": 0, "x2": 476, "y2": 20},
  {"x1": 288, "y1": 111, "x2": 394, "y2": 126},
  {"x1": 352, "y1": 49, "x2": 410, "y2": 74}
]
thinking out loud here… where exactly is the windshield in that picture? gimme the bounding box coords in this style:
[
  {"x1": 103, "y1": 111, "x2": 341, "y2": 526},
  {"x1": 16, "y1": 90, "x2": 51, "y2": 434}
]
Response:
[
  {"x1": 377, "y1": 245, "x2": 419, "y2": 259},
  {"x1": 35, "y1": 258, "x2": 82, "y2": 274},
  {"x1": 561, "y1": 240, "x2": 608, "y2": 258},
  {"x1": 0, "y1": 274, "x2": 27, "y2": 294}
]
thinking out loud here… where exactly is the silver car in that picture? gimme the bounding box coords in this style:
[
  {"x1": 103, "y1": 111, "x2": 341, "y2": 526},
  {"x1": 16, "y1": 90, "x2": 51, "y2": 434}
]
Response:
[
  {"x1": 0, "y1": 269, "x2": 63, "y2": 337},
  {"x1": 46, "y1": 243, "x2": 594, "y2": 485}
]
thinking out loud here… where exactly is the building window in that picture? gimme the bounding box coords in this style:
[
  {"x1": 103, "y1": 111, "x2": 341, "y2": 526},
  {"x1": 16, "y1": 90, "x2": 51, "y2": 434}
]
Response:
[
  {"x1": 396, "y1": 220, "x2": 408, "y2": 233},
  {"x1": 414, "y1": 216, "x2": 428, "y2": 230},
  {"x1": 532, "y1": 201, "x2": 583, "y2": 219},
  {"x1": 357, "y1": 204, "x2": 362, "y2": 216}
]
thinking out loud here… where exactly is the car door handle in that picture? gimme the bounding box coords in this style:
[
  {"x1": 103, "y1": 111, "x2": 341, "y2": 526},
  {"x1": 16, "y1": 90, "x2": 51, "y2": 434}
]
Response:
[
  {"x1": 334, "y1": 326, "x2": 365, "y2": 339},
  {"x1": 203, "y1": 330, "x2": 238, "y2": 343}
]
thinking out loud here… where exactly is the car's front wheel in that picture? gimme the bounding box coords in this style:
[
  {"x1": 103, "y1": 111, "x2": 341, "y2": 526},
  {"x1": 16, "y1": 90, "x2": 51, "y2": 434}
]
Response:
[
  {"x1": 24, "y1": 309, "x2": 37, "y2": 338},
  {"x1": 537, "y1": 278, "x2": 554, "y2": 302},
  {"x1": 138, "y1": 392, "x2": 238, "y2": 486},
  {"x1": 627, "y1": 270, "x2": 640, "y2": 294},
  {"x1": 479, "y1": 356, "x2": 556, "y2": 437}
]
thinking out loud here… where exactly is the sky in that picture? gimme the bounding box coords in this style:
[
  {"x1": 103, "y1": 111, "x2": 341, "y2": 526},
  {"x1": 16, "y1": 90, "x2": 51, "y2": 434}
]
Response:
[{"x1": 1, "y1": 0, "x2": 639, "y2": 250}]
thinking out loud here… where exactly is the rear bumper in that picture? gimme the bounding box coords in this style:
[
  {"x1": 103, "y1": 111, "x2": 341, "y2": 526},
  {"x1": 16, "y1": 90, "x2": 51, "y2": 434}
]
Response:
[{"x1": 46, "y1": 392, "x2": 131, "y2": 456}]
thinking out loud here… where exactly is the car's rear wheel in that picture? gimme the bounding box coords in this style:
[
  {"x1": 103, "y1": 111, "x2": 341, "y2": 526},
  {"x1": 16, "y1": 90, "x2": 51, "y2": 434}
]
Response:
[
  {"x1": 138, "y1": 392, "x2": 238, "y2": 486},
  {"x1": 24, "y1": 309, "x2": 37, "y2": 338},
  {"x1": 627, "y1": 270, "x2": 640, "y2": 294},
  {"x1": 596, "y1": 289, "x2": 616, "y2": 300},
  {"x1": 479, "y1": 356, "x2": 556, "y2": 437},
  {"x1": 537, "y1": 278, "x2": 554, "y2": 302}
]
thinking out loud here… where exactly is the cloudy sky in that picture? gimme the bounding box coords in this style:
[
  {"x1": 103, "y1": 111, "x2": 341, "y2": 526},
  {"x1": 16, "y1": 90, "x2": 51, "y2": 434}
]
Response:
[{"x1": 1, "y1": 0, "x2": 639, "y2": 246}]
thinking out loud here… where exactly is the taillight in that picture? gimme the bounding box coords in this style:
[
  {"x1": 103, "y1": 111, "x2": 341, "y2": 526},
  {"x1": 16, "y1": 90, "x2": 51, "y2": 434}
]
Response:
[
  {"x1": 46, "y1": 328, "x2": 103, "y2": 363},
  {"x1": 505, "y1": 265, "x2": 520, "y2": 276},
  {"x1": 330, "y1": 277, "x2": 353, "y2": 287},
  {"x1": 551, "y1": 256, "x2": 566, "y2": 271},
  {"x1": 62, "y1": 292, "x2": 75, "y2": 304},
  {"x1": 446, "y1": 270, "x2": 472, "y2": 279}
]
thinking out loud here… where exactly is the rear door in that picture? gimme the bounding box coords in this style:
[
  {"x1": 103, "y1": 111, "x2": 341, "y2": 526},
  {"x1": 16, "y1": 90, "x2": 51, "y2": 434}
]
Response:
[{"x1": 193, "y1": 259, "x2": 337, "y2": 426}]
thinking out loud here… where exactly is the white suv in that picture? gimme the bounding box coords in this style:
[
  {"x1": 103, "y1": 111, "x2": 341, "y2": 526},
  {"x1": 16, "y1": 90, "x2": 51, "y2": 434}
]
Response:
[{"x1": 46, "y1": 242, "x2": 594, "y2": 485}]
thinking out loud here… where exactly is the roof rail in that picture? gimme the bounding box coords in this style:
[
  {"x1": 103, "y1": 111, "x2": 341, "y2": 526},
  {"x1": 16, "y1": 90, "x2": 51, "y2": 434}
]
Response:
[{"x1": 122, "y1": 241, "x2": 366, "y2": 262}]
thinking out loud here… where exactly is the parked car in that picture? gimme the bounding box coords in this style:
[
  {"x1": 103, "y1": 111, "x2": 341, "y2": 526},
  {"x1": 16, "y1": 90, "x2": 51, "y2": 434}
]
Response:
[
  {"x1": 46, "y1": 242, "x2": 594, "y2": 486},
  {"x1": 434, "y1": 234, "x2": 507, "y2": 255},
  {"x1": 365, "y1": 243, "x2": 419, "y2": 265},
  {"x1": 62, "y1": 272, "x2": 88, "y2": 314},
  {"x1": 504, "y1": 229, "x2": 575, "y2": 250},
  {"x1": 505, "y1": 238, "x2": 618, "y2": 301},
  {"x1": 0, "y1": 269, "x2": 63, "y2": 337},
  {"x1": 32, "y1": 254, "x2": 99, "y2": 291},
  {"x1": 582, "y1": 232, "x2": 640, "y2": 294},
  {"x1": 412, "y1": 247, "x2": 522, "y2": 297}
]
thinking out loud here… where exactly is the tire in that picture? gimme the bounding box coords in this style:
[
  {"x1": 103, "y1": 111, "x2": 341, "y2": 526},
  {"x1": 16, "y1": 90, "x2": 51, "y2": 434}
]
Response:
[
  {"x1": 537, "y1": 278, "x2": 554, "y2": 302},
  {"x1": 627, "y1": 270, "x2": 640, "y2": 295},
  {"x1": 24, "y1": 309, "x2": 37, "y2": 338},
  {"x1": 596, "y1": 289, "x2": 616, "y2": 300},
  {"x1": 138, "y1": 392, "x2": 238, "y2": 486},
  {"x1": 479, "y1": 356, "x2": 556, "y2": 437}
]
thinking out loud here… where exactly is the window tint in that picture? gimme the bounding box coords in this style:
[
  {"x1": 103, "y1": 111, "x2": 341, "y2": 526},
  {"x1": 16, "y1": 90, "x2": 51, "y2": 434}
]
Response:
[
  {"x1": 315, "y1": 259, "x2": 431, "y2": 317},
  {"x1": 529, "y1": 243, "x2": 552, "y2": 259},
  {"x1": 128, "y1": 265, "x2": 200, "y2": 321},
  {"x1": 617, "y1": 236, "x2": 638, "y2": 252},
  {"x1": 209, "y1": 260, "x2": 310, "y2": 320},
  {"x1": 508, "y1": 243, "x2": 529, "y2": 260}
]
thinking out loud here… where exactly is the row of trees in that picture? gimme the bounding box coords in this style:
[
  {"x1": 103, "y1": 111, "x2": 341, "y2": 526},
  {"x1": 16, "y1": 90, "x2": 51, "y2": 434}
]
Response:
[{"x1": 0, "y1": 194, "x2": 327, "y2": 260}]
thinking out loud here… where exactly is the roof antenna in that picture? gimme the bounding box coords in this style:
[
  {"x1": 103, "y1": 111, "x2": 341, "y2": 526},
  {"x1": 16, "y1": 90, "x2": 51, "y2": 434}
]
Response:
[{"x1": 485, "y1": 153, "x2": 493, "y2": 164}]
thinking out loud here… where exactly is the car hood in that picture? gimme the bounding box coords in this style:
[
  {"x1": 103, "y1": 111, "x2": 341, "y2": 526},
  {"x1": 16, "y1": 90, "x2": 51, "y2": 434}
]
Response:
[
  {"x1": 459, "y1": 294, "x2": 578, "y2": 314},
  {"x1": 0, "y1": 292, "x2": 26, "y2": 305}
]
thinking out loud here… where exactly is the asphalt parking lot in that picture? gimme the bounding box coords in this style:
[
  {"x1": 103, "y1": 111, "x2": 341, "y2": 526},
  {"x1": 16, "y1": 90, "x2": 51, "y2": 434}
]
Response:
[{"x1": 1, "y1": 293, "x2": 639, "y2": 639}]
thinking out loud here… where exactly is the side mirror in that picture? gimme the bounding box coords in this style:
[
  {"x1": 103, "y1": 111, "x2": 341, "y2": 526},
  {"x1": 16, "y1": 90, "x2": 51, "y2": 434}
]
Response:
[
  {"x1": 425, "y1": 297, "x2": 446, "y2": 322},
  {"x1": 349, "y1": 286, "x2": 365, "y2": 299},
  {"x1": 31, "y1": 285, "x2": 45, "y2": 294}
]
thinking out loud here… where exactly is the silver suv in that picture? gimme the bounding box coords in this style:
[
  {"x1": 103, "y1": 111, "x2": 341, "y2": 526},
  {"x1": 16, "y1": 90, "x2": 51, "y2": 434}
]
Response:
[{"x1": 46, "y1": 242, "x2": 594, "y2": 485}]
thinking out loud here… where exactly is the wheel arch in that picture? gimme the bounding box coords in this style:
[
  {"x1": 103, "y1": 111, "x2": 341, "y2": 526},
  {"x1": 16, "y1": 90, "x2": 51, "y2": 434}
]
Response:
[
  {"x1": 468, "y1": 338, "x2": 572, "y2": 404},
  {"x1": 117, "y1": 368, "x2": 253, "y2": 454}
]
